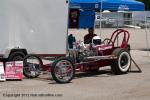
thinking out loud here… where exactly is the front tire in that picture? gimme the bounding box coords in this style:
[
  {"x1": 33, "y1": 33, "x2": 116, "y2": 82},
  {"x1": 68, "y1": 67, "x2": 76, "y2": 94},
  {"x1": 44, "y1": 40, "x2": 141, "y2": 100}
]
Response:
[
  {"x1": 23, "y1": 54, "x2": 43, "y2": 78},
  {"x1": 111, "y1": 48, "x2": 131, "y2": 75},
  {"x1": 51, "y1": 57, "x2": 75, "y2": 84}
]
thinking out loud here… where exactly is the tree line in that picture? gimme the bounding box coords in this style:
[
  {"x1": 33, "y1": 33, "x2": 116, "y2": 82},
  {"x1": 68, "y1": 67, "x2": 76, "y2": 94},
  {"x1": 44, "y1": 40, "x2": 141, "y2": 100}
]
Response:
[{"x1": 137, "y1": 0, "x2": 150, "y2": 10}]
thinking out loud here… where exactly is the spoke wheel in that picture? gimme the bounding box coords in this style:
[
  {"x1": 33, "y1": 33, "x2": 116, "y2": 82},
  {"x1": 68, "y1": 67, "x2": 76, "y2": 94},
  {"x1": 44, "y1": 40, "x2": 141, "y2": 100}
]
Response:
[
  {"x1": 51, "y1": 57, "x2": 75, "y2": 84},
  {"x1": 23, "y1": 54, "x2": 43, "y2": 78}
]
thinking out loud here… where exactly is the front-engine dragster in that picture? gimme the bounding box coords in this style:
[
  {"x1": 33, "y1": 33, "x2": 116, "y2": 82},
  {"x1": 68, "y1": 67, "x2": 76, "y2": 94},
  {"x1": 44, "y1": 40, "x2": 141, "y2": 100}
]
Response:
[{"x1": 23, "y1": 29, "x2": 131, "y2": 83}]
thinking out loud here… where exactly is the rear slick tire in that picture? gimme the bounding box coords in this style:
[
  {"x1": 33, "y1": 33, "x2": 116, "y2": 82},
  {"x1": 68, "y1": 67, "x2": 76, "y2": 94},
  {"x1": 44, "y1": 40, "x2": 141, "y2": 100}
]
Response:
[{"x1": 111, "y1": 48, "x2": 131, "y2": 75}]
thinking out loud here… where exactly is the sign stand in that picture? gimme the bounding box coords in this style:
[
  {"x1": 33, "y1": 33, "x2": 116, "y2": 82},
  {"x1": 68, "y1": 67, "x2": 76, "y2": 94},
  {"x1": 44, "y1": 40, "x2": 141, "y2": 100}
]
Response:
[{"x1": 0, "y1": 62, "x2": 6, "y2": 81}]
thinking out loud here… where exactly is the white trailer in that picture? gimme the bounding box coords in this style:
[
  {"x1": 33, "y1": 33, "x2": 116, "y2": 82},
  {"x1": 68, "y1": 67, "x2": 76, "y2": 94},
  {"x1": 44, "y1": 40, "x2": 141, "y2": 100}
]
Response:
[{"x1": 0, "y1": 0, "x2": 68, "y2": 60}]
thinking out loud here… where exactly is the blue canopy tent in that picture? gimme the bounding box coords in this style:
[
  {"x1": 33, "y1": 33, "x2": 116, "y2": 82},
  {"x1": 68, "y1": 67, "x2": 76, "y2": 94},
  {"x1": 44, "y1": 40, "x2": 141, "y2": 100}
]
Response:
[
  {"x1": 99, "y1": 0, "x2": 145, "y2": 11},
  {"x1": 69, "y1": 0, "x2": 145, "y2": 11},
  {"x1": 69, "y1": 0, "x2": 99, "y2": 9},
  {"x1": 69, "y1": 0, "x2": 145, "y2": 28},
  {"x1": 69, "y1": 0, "x2": 99, "y2": 28}
]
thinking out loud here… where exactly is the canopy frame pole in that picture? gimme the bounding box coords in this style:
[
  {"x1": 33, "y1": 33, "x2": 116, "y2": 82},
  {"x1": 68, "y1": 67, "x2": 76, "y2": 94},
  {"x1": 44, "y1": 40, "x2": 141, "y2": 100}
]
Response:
[
  {"x1": 99, "y1": 0, "x2": 103, "y2": 37},
  {"x1": 144, "y1": 15, "x2": 149, "y2": 56}
]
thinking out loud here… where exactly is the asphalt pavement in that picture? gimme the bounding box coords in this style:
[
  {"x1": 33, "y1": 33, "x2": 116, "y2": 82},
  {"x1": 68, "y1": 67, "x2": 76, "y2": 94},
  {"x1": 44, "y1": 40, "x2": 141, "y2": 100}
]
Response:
[
  {"x1": 0, "y1": 50, "x2": 150, "y2": 100},
  {"x1": 0, "y1": 28, "x2": 150, "y2": 100}
]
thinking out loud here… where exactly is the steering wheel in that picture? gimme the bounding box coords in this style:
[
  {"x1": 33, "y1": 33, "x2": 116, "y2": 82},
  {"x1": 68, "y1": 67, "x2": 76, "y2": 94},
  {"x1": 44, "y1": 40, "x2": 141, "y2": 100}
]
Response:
[{"x1": 102, "y1": 38, "x2": 114, "y2": 45}]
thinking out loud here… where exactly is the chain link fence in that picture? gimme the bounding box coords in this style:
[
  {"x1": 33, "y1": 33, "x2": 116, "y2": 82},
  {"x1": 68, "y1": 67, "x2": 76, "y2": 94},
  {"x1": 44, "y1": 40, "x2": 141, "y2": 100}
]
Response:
[{"x1": 95, "y1": 11, "x2": 150, "y2": 56}]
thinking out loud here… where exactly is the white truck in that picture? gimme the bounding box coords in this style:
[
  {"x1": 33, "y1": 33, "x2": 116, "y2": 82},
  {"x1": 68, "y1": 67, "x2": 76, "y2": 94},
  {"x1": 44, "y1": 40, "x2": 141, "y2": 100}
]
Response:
[{"x1": 0, "y1": 0, "x2": 68, "y2": 61}]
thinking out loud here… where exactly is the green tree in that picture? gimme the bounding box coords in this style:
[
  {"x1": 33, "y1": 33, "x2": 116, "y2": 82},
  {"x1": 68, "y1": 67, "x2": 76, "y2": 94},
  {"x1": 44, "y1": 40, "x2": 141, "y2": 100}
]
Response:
[{"x1": 137, "y1": 0, "x2": 150, "y2": 10}]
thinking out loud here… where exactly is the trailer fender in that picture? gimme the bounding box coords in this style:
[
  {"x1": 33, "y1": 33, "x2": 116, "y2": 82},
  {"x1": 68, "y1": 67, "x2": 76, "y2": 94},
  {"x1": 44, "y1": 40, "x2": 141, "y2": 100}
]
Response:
[{"x1": 4, "y1": 48, "x2": 27, "y2": 60}]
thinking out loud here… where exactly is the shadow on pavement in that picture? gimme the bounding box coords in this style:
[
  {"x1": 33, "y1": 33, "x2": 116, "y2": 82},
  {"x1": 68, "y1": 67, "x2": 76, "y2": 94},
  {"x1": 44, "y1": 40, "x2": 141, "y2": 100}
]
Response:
[
  {"x1": 27, "y1": 68, "x2": 143, "y2": 84},
  {"x1": 75, "y1": 69, "x2": 115, "y2": 79}
]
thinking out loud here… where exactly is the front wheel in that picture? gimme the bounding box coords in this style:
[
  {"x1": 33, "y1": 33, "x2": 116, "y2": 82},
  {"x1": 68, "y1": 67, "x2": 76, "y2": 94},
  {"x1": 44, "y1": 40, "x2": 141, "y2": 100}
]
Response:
[
  {"x1": 111, "y1": 48, "x2": 131, "y2": 75},
  {"x1": 23, "y1": 54, "x2": 43, "y2": 78},
  {"x1": 51, "y1": 57, "x2": 75, "y2": 84}
]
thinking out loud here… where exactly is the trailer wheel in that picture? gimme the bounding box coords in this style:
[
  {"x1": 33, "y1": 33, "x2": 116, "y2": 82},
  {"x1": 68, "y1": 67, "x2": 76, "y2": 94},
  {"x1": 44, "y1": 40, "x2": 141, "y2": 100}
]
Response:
[
  {"x1": 51, "y1": 57, "x2": 75, "y2": 84},
  {"x1": 111, "y1": 48, "x2": 131, "y2": 75},
  {"x1": 8, "y1": 51, "x2": 25, "y2": 61},
  {"x1": 23, "y1": 54, "x2": 43, "y2": 78}
]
